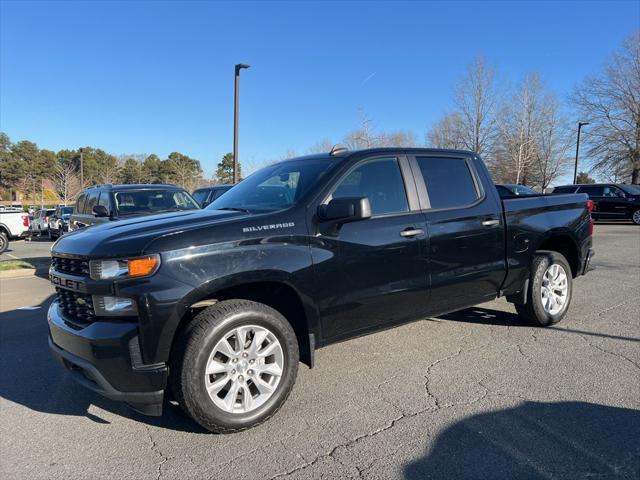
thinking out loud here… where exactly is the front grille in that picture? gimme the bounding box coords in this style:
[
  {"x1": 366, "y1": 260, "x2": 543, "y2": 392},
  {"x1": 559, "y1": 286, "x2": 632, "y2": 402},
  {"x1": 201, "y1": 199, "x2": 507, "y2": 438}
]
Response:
[
  {"x1": 51, "y1": 256, "x2": 90, "y2": 276},
  {"x1": 56, "y1": 287, "x2": 95, "y2": 324}
]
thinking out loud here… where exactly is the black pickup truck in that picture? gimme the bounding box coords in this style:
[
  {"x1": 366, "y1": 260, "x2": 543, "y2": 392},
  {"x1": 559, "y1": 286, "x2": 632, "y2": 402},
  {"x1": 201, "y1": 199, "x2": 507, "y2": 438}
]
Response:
[{"x1": 47, "y1": 147, "x2": 594, "y2": 433}]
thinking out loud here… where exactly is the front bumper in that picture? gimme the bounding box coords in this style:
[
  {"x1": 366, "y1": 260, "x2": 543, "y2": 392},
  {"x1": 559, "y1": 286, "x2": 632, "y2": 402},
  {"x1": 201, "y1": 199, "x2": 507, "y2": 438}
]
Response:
[{"x1": 47, "y1": 301, "x2": 167, "y2": 416}]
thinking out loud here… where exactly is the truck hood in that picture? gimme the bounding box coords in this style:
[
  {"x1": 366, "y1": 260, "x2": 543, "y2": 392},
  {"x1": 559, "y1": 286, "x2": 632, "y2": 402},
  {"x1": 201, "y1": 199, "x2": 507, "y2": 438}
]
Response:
[{"x1": 52, "y1": 209, "x2": 247, "y2": 258}]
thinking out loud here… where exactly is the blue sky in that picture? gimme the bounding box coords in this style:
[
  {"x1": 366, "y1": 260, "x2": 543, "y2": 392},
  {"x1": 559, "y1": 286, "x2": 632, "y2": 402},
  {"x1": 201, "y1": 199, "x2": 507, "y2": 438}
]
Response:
[{"x1": 1, "y1": 0, "x2": 638, "y2": 177}]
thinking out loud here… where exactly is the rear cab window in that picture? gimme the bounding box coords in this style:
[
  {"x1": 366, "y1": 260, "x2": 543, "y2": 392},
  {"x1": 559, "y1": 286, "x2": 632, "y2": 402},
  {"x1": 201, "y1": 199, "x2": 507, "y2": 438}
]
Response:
[{"x1": 416, "y1": 157, "x2": 479, "y2": 209}]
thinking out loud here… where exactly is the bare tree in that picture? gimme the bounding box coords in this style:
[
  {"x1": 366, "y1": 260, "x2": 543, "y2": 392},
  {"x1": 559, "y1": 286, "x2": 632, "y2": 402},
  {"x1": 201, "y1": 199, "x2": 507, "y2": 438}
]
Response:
[
  {"x1": 377, "y1": 130, "x2": 418, "y2": 147},
  {"x1": 495, "y1": 73, "x2": 544, "y2": 185},
  {"x1": 426, "y1": 112, "x2": 466, "y2": 149},
  {"x1": 344, "y1": 109, "x2": 418, "y2": 149},
  {"x1": 306, "y1": 138, "x2": 334, "y2": 154},
  {"x1": 344, "y1": 109, "x2": 377, "y2": 149},
  {"x1": 572, "y1": 31, "x2": 640, "y2": 183},
  {"x1": 54, "y1": 162, "x2": 82, "y2": 205},
  {"x1": 454, "y1": 56, "x2": 500, "y2": 157},
  {"x1": 533, "y1": 95, "x2": 573, "y2": 190}
]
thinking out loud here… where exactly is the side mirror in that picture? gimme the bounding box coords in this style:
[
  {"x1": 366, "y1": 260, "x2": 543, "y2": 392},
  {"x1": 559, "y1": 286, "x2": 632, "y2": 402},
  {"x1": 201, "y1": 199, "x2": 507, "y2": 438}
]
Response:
[
  {"x1": 93, "y1": 205, "x2": 110, "y2": 217},
  {"x1": 317, "y1": 197, "x2": 372, "y2": 224}
]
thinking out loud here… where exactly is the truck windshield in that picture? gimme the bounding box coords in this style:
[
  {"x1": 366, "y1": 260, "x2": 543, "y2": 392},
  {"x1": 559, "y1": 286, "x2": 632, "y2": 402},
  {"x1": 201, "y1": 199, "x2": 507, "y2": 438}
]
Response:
[
  {"x1": 208, "y1": 158, "x2": 340, "y2": 213},
  {"x1": 114, "y1": 190, "x2": 199, "y2": 216}
]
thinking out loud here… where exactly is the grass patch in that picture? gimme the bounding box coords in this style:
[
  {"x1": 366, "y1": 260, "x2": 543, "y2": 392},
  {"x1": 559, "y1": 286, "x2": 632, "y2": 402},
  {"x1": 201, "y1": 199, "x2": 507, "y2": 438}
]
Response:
[
  {"x1": 0, "y1": 257, "x2": 50, "y2": 271},
  {"x1": 0, "y1": 260, "x2": 36, "y2": 271}
]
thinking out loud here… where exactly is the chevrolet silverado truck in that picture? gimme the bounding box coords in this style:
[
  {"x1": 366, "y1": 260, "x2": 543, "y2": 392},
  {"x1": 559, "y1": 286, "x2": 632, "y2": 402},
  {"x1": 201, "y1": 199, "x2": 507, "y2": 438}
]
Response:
[{"x1": 47, "y1": 147, "x2": 594, "y2": 433}]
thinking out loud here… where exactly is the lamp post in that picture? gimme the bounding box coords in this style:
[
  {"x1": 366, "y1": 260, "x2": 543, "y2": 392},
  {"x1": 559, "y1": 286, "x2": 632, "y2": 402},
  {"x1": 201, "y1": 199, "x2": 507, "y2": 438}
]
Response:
[
  {"x1": 573, "y1": 122, "x2": 589, "y2": 184},
  {"x1": 79, "y1": 147, "x2": 84, "y2": 188},
  {"x1": 233, "y1": 63, "x2": 250, "y2": 184}
]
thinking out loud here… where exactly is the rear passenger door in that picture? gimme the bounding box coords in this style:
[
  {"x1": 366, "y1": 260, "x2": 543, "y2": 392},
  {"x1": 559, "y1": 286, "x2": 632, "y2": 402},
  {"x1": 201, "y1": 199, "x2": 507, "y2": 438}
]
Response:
[{"x1": 410, "y1": 154, "x2": 506, "y2": 313}]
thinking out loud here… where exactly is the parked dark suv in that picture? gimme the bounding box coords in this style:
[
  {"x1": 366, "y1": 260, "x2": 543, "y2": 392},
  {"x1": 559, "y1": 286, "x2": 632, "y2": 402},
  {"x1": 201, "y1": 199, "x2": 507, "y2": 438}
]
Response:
[
  {"x1": 552, "y1": 183, "x2": 640, "y2": 224},
  {"x1": 69, "y1": 184, "x2": 200, "y2": 231},
  {"x1": 192, "y1": 184, "x2": 235, "y2": 208}
]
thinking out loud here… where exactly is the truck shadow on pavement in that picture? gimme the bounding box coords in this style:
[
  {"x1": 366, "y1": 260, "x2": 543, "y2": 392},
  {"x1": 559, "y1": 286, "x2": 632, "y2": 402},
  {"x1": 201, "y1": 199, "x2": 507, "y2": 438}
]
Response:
[
  {"x1": 404, "y1": 400, "x2": 640, "y2": 479},
  {"x1": 0, "y1": 295, "x2": 208, "y2": 433},
  {"x1": 438, "y1": 307, "x2": 640, "y2": 343}
]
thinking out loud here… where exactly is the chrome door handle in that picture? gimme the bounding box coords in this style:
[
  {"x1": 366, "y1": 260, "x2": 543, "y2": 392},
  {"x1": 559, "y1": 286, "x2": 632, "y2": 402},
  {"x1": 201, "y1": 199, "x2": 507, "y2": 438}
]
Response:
[
  {"x1": 400, "y1": 228, "x2": 424, "y2": 238},
  {"x1": 481, "y1": 219, "x2": 500, "y2": 227}
]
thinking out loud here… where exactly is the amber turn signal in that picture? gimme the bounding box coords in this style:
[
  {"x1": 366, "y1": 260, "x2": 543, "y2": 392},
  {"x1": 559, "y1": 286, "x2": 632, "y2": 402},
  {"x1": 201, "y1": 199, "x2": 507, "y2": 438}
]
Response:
[{"x1": 127, "y1": 255, "x2": 160, "y2": 278}]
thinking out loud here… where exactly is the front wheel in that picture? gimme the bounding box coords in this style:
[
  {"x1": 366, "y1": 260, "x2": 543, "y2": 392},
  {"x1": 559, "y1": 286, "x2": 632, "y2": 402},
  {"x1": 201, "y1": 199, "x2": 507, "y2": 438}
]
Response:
[
  {"x1": 632, "y1": 209, "x2": 640, "y2": 225},
  {"x1": 171, "y1": 300, "x2": 299, "y2": 433},
  {"x1": 515, "y1": 251, "x2": 572, "y2": 326}
]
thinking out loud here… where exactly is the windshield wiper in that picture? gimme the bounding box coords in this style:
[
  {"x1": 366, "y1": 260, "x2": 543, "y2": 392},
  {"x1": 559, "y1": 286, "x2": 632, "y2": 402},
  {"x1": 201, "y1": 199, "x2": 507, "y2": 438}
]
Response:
[{"x1": 217, "y1": 207, "x2": 252, "y2": 213}]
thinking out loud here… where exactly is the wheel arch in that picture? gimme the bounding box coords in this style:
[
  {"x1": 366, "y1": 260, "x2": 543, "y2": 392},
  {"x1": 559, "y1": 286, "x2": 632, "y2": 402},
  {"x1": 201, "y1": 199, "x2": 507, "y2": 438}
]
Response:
[
  {"x1": 535, "y1": 231, "x2": 581, "y2": 277},
  {"x1": 170, "y1": 276, "x2": 318, "y2": 368}
]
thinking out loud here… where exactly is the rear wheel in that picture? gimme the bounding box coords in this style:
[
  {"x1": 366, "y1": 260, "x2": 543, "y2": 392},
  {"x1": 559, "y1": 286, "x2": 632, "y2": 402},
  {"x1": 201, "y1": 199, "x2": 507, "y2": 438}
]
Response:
[
  {"x1": 171, "y1": 300, "x2": 299, "y2": 433},
  {"x1": 515, "y1": 251, "x2": 572, "y2": 326},
  {"x1": 632, "y1": 209, "x2": 640, "y2": 225}
]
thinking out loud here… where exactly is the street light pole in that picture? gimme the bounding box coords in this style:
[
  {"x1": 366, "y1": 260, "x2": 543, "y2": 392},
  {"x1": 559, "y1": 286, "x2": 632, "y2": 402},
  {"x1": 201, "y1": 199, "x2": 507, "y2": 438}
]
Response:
[
  {"x1": 233, "y1": 63, "x2": 250, "y2": 184},
  {"x1": 79, "y1": 148, "x2": 84, "y2": 188},
  {"x1": 573, "y1": 122, "x2": 589, "y2": 184}
]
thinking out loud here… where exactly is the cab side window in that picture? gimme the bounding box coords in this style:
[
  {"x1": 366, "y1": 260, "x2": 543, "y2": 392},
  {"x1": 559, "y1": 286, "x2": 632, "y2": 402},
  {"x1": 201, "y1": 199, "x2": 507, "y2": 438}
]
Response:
[{"x1": 331, "y1": 157, "x2": 409, "y2": 216}]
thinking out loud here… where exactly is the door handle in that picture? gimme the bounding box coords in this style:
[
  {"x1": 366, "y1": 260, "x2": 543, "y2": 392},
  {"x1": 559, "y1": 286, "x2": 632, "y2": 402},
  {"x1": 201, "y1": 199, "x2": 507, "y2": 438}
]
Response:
[
  {"x1": 481, "y1": 219, "x2": 500, "y2": 227},
  {"x1": 400, "y1": 228, "x2": 424, "y2": 238}
]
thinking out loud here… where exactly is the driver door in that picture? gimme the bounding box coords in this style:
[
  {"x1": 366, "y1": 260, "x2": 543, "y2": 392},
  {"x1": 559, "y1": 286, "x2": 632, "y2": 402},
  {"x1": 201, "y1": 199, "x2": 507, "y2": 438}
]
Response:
[{"x1": 312, "y1": 155, "x2": 429, "y2": 341}]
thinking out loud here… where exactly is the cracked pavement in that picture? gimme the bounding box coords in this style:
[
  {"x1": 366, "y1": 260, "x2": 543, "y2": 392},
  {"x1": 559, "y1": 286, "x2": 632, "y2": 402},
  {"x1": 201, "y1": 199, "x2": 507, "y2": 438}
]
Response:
[{"x1": 1, "y1": 224, "x2": 639, "y2": 479}]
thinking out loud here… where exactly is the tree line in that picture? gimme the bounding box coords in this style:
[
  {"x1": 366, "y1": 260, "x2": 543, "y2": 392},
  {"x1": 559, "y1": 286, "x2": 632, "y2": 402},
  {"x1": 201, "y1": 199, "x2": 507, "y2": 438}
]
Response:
[{"x1": 0, "y1": 133, "x2": 243, "y2": 203}]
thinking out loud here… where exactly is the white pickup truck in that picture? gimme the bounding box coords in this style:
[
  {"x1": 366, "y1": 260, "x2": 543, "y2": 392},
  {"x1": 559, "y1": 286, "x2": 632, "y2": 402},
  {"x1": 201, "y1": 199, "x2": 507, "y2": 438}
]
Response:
[{"x1": 0, "y1": 210, "x2": 30, "y2": 254}]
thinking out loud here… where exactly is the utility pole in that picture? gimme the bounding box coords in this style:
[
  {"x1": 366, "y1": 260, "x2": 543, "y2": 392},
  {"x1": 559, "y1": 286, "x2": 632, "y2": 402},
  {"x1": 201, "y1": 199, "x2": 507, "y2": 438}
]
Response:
[
  {"x1": 573, "y1": 122, "x2": 589, "y2": 184},
  {"x1": 233, "y1": 63, "x2": 250, "y2": 184}
]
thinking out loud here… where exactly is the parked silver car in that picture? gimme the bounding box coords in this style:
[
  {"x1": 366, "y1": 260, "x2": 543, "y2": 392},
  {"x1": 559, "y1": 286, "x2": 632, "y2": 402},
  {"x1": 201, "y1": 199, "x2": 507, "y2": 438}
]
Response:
[{"x1": 30, "y1": 208, "x2": 55, "y2": 235}]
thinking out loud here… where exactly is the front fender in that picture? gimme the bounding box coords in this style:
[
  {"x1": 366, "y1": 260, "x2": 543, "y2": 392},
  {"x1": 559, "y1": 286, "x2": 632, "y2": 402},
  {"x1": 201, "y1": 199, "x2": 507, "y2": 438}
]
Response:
[{"x1": 145, "y1": 237, "x2": 317, "y2": 364}]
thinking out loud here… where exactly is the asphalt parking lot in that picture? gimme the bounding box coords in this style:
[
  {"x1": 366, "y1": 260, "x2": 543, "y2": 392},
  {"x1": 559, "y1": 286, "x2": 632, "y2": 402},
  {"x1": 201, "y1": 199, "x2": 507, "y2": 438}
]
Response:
[{"x1": 1, "y1": 224, "x2": 638, "y2": 480}]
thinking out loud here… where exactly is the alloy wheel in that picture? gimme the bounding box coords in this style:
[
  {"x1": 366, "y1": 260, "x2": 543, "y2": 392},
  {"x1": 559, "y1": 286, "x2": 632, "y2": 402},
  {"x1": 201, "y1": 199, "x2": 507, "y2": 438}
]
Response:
[
  {"x1": 204, "y1": 325, "x2": 284, "y2": 414},
  {"x1": 540, "y1": 263, "x2": 568, "y2": 315}
]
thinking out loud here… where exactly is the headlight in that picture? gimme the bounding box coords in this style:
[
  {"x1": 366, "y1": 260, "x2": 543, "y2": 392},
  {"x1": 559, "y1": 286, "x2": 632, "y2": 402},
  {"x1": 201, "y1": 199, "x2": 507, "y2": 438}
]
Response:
[{"x1": 89, "y1": 254, "x2": 160, "y2": 280}]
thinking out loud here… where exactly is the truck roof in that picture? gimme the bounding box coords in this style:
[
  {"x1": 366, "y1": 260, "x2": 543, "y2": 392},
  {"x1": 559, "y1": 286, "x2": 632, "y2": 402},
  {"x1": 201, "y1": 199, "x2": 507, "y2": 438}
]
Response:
[{"x1": 279, "y1": 147, "x2": 477, "y2": 164}]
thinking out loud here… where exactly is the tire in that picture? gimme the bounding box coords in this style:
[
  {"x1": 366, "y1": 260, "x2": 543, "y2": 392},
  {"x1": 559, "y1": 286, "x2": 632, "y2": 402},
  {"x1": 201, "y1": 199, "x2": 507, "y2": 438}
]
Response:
[
  {"x1": 171, "y1": 300, "x2": 299, "y2": 433},
  {"x1": 0, "y1": 232, "x2": 7, "y2": 255},
  {"x1": 515, "y1": 251, "x2": 572, "y2": 327},
  {"x1": 632, "y1": 209, "x2": 640, "y2": 225}
]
